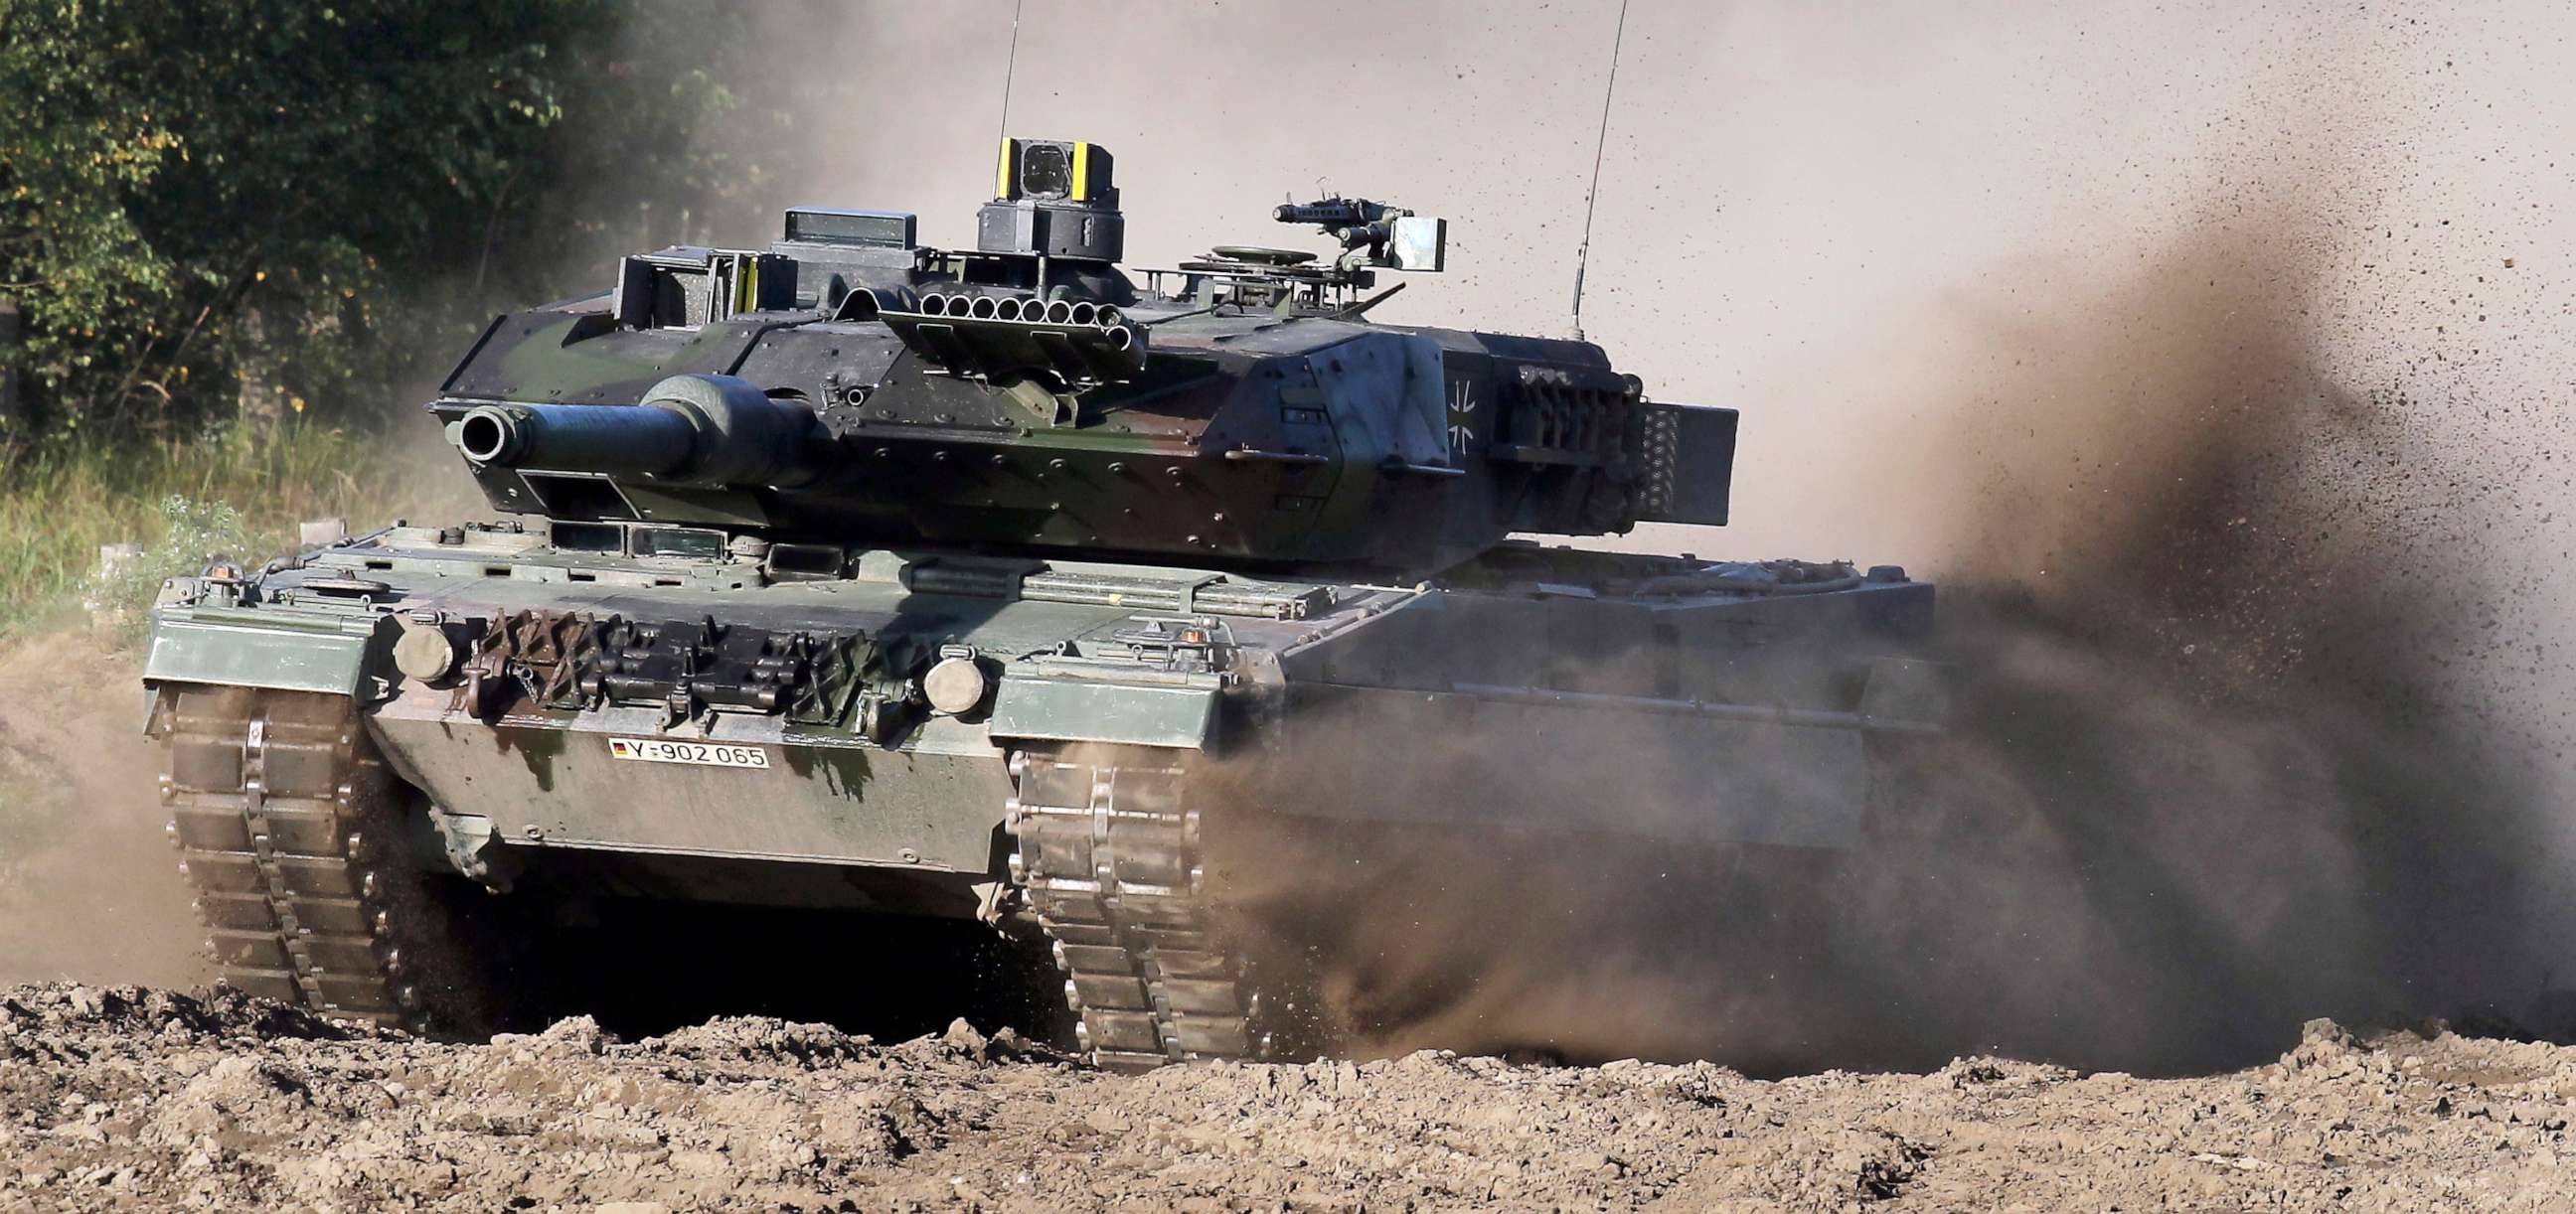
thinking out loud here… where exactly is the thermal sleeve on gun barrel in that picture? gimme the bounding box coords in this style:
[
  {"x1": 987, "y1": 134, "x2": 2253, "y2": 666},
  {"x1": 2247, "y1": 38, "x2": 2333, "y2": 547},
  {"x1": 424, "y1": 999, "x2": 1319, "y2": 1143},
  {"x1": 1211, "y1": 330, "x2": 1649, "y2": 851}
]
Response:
[{"x1": 451, "y1": 374, "x2": 824, "y2": 488}]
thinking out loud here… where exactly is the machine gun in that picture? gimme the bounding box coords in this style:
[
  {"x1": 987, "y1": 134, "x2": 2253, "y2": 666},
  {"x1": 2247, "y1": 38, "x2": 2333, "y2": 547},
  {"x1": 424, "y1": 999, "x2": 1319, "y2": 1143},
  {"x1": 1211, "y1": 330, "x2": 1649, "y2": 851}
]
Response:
[{"x1": 1274, "y1": 196, "x2": 1446, "y2": 272}]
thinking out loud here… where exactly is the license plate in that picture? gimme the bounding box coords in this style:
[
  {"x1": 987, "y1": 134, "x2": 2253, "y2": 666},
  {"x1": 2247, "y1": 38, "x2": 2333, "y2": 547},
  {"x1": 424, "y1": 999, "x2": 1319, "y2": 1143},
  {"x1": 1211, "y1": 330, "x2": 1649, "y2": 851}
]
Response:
[{"x1": 606, "y1": 737, "x2": 771, "y2": 769}]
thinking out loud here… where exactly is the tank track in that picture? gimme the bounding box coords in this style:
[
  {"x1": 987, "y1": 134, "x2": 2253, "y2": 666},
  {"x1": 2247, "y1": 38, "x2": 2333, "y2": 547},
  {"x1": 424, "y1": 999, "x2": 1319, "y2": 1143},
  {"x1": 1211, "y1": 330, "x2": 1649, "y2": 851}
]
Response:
[
  {"x1": 1007, "y1": 749, "x2": 1273, "y2": 1071},
  {"x1": 155, "y1": 686, "x2": 461, "y2": 1033}
]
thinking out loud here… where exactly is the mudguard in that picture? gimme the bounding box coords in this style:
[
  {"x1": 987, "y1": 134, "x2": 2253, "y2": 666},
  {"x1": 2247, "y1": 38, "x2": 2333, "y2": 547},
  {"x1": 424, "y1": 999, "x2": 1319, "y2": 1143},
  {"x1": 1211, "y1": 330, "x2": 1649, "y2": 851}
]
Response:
[
  {"x1": 142, "y1": 605, "x2": 388, "y2": 698},
  {"x1": 986, "y1": 673, "x2": 1220, "y2": 750}
]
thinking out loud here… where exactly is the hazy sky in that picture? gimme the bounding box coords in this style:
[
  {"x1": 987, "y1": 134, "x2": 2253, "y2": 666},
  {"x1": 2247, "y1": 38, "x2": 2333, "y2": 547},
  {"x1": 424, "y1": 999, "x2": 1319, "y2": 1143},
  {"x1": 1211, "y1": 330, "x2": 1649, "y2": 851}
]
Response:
[{"x1": 730, "y1": 1, "x2": 2567, "y2": 553}]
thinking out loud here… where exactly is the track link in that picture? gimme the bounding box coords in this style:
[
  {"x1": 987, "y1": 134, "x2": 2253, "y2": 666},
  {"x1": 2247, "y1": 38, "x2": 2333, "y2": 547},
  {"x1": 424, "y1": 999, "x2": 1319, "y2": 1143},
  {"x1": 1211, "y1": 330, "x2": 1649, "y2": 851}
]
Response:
[
  {"x1": 1008, "y1": 749, "x2": 1271, "y2": 1071},
  {"x1": 155, "y1": 685, "x2": 453, "y2": 1032}
]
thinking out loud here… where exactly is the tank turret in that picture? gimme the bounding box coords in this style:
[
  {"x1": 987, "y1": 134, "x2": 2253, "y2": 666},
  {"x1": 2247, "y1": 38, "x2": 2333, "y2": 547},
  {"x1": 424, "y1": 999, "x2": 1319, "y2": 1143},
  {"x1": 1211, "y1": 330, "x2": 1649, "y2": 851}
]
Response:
[{"x1": 431, "y1": 139, "x2": 1737, "y2": 574}]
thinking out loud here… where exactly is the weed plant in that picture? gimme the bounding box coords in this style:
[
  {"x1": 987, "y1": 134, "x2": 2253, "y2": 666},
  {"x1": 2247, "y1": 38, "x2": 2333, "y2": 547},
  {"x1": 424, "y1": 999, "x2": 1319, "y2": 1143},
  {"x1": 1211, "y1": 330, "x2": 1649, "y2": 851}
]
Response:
[{"x1": 0, "y1": 417, "x2": 421, "y2": 640}]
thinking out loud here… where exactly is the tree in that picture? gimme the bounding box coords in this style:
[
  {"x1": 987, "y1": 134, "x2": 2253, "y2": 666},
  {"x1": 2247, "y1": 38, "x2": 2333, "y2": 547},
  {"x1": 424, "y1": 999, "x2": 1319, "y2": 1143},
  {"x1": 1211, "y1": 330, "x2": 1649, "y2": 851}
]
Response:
[{"x1": 0, "y1": 0, "x2": 592, "y2": 435}]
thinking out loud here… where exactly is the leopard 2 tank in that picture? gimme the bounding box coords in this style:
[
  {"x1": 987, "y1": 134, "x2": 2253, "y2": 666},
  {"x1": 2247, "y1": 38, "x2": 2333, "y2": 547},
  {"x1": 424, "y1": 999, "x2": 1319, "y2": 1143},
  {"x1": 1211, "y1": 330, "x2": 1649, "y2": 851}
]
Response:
[{"x1": 143, "y1": 138, "x2": 1939, "y2": 1067}]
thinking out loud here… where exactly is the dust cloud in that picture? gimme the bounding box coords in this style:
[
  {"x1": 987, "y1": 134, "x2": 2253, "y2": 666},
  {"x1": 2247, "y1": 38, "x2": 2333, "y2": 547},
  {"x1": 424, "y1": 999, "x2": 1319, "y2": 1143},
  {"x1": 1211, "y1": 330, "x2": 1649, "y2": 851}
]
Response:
[
  {"x1": 0, "y1": 638, "x2": 209, "y2": 988},
  {"x1": 1799, "y1": 204, "x2": 2568, "y2": 1072}
]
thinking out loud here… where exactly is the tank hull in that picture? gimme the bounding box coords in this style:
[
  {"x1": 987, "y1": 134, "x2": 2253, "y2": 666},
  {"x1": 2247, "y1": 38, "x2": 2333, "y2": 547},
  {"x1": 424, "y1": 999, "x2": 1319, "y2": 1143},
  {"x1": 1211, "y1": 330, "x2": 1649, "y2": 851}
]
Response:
[
  {"x1": 149, "y1": 527, "x2": 1933, "y2": 868},
  {"x1": 143, "y1": 524, "x2": 1933, "y2": 1062}
]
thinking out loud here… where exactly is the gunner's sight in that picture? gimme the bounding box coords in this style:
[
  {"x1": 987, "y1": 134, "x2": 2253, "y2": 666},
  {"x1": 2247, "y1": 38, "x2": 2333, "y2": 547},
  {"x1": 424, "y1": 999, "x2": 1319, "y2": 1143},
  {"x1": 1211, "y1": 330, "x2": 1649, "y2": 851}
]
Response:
[{"x1": 979, "y1": 137, "x2": 1122, "y2": 261}]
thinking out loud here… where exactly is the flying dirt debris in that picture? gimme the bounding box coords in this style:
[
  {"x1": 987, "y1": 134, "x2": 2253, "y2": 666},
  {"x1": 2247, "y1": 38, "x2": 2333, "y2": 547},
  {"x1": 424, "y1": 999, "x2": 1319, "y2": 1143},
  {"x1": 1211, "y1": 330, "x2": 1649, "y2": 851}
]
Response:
[{"x1": 140, "y1": 138, "x2": 1944, "y2": 1069}]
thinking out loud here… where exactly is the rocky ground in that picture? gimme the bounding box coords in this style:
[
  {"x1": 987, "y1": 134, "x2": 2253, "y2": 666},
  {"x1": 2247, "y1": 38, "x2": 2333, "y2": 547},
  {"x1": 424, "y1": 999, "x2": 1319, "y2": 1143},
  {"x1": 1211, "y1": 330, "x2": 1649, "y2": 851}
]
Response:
[{"x1": 0, "y1": 985, "x2": 2565, "y2": 1211}]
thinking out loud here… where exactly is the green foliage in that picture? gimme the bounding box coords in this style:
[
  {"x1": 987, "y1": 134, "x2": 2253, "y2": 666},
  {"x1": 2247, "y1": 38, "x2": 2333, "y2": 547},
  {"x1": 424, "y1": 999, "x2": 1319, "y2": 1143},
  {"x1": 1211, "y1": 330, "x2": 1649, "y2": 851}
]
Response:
[
  {"x1": 0, "y1": 0, "x2": 573, "y2": 432},
  {"x1": 0, "y1": 416, "x2": 424, "y2": 640},
  {"x1": 0, "y1": 0, "x2": 799, "y2": 637},
  {"x1": 0, "y1": 0, "x2": 777, "y2": 440}
]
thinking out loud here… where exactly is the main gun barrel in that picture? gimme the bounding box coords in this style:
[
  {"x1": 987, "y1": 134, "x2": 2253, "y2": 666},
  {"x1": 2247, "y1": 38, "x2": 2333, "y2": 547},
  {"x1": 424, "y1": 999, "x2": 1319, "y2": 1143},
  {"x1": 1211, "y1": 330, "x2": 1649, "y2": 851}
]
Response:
[
  {"x1": 456, "y1": 401, "x2": 698, "y2": 477},
  {"x1": 452, "y1": 374, "x2": 825, "y2": 489}
]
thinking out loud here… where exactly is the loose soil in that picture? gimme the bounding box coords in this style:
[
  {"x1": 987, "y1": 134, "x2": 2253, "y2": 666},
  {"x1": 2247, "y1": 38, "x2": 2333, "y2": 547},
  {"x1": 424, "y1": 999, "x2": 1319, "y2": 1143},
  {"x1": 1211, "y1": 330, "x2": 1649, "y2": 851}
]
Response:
[{"x1": 0, "y1": 983, "x2": 2568, "y2": 1211}]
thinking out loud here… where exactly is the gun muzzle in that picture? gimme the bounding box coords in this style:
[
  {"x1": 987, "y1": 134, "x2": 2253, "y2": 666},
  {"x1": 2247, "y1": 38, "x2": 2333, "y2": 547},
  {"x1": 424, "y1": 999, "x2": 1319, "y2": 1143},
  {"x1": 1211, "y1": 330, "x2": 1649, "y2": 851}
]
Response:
[{"x1": 453, "y1": 374, "x2": 824, "y2": 488}]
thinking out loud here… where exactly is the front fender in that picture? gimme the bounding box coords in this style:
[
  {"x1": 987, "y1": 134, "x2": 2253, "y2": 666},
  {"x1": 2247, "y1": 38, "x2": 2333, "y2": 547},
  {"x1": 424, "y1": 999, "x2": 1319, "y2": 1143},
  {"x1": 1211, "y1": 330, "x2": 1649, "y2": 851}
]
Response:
[{"x1": 142, "y1": 604, "x2": 392, "y2": 698}]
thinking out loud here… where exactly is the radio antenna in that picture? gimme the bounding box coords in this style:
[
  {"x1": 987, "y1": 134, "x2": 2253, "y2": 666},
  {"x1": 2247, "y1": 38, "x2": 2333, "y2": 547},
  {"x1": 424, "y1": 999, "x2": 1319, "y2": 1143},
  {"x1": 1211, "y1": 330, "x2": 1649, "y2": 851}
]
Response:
[
  {"x1": 1569, "y1": 0, "x2": 1631, "y2": 342},
  {"x1": 995, "y1": 0, "x2": 1025, "y2": 145}
]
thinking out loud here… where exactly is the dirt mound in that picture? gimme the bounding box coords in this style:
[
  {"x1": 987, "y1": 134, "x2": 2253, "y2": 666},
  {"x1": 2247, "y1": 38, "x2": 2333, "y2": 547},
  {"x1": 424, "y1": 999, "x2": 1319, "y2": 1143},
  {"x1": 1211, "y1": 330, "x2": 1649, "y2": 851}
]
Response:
[
  {"x1": 0, "y1": 986, "x2": 365, "y2": 1053},
  {"x1": 1, "y1": 982, "x2": 2567, "y2": 1211}
]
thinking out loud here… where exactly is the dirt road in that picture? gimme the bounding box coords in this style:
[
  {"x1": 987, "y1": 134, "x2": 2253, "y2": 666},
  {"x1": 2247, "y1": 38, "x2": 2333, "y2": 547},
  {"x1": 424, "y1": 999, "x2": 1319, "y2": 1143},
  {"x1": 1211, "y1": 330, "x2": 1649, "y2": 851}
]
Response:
[{"x1": 0, "y1": 983, "x2": 2565, "y2": 1211}]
